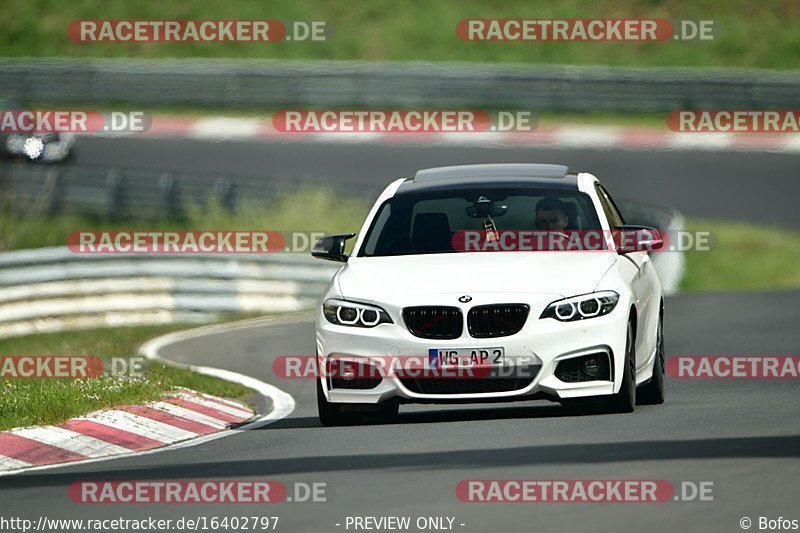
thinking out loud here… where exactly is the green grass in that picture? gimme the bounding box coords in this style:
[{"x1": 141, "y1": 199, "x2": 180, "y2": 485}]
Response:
[
  {"x1": 1, "y1": 0, "x2": 799, "y2": 69},
  {"x1": 0, "y1": 185, "x2": 372, "y2": 251},
  {"x1": 0, "y1": 186, "x2": 371, "y2": 429},
  {"x1": 681, "y1": 218, "x2": 800, "y2": 292},
  {"x1": 0, "y1": 324, "x2": 256, "y2": 431},
  {"x1": 5, "y1": 192, "x2": 800, "y2": 293}
]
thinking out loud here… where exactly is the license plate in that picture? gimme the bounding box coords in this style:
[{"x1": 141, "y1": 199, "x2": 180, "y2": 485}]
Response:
[{"x1": 429, "y1": 347, "x2": 505, "y2": 368}]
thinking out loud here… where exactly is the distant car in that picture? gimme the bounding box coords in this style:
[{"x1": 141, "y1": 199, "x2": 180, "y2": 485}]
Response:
[
  {"x1": 312, "y1": 163, "x2": 666, "y2": 425},
  {"x1": 1, "y1": 98, "x2": 74, "y2": 163}
]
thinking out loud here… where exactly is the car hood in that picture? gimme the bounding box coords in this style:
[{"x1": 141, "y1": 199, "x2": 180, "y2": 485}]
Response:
[{"x1": 337, "y1": 252, "x2": 617, "y2": 300}]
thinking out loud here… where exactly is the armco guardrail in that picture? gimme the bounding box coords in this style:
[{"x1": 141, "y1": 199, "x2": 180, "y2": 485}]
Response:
[
  {"x1": 0, "y1": 247, "x2": 339, "y2": 339},
  {"x1": 0, "y1": 205, "x2": 683, "y2": 339},
  {"x1": 0, "y1": 163, "x2": 377, "y2": 219},
  {"x1": 1, "y1": 58, "x2": 799, "y2": 111}
]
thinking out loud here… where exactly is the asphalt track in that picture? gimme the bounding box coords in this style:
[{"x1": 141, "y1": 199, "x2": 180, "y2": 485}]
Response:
[
  {"x1": 1, "y1": 139, "x2": 799, "y2": 532},
  {"x1": 73, "y1": 136, "x2": 800, "y2": 228},
  {"x1": 2, "y1": 292, "x2": 799, "y2": 532}
]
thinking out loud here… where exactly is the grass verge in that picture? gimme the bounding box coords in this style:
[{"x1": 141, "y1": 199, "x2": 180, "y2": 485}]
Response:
[
  {"x1": 0, "y1": 186, "x2": 369, "y2": 430},
  {"x1": 1, "y1": 0, "x2": 798, "y2": 69},
  {"x1": 0, "y1": 185, "x2": 372, "y2": 251},
  {"x1": 0, "y1": 323, "x2": 257, "y2": 431},
  {"x1": 3, "y1": 191, "x2": 800, "y2": 291},
  {"x1": 680, "y1": 218, "x2": 800, "y2": 292}
]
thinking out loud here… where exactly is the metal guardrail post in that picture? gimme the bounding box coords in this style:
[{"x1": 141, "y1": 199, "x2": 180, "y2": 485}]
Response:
[
  {"x1": 44, "y1": 168, "x2": 63, "y2": 216},
  {"x1": 225, "y1": 73, "x2": 240, "y2": 107},
  {"x1": 214, "y1": 177, "x2": 236, "y2": 214},
  {"x1": 106, "y1": 169, "x2": 126, "y2": 220},
  {"x1": 159, "y1": 172, "x2": 186, "y2": 222}
]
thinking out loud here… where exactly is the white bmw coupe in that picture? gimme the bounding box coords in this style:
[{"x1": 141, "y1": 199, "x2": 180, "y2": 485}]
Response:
[{"x1": 312, "y1": 164, "x2": 665, "y2": 425}]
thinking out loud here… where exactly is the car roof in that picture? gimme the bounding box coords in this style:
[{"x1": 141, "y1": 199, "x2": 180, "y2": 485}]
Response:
[{"x1": 399, "y1": 163, "x2": 579, "y2": 193}]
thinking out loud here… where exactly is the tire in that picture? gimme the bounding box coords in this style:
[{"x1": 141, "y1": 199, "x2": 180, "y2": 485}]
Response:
[
  {"x1": 638, "y1": 311, "x2": 666, "y2": 405},
  {"x1": 316, "y1": 379, "x2": 363, "y2": 426},
  {"x1": 316, "y1": 379, "x2": 398, "y2": 426},
  {"x1": 378, "y1": 399, "x2": 400, "y2": 420},
  {"x1": 607, "y1": 320, "x2": 636, "y2": 413}
]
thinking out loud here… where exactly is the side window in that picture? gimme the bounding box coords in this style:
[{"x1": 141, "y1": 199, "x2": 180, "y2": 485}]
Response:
[
  {"x1": 599, "y1": 185, "x2": 627, "y2": 225},
  {"x1": 362, "y1": 203, "x2": 392, "y2": 255},
  {"x1": 595, "y1": 184, "x2": 624, "y2": 227}
]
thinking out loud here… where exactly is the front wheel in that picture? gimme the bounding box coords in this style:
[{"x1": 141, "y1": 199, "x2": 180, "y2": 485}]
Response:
[
  {"x1": 607, "y1": 321, "x2": 636, "y2": 413},
  {"x1": 638, "y1": 312, "x2": 666, "y2": 405},
  {"x1": 316, "y1": 380, "x2": 398, "y2": 426},
  {"x1": 317, "y1": 379, "x2": 363, "y2": 426}
]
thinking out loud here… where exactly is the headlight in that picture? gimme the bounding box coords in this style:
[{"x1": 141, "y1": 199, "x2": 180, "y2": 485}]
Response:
[
  {"x1": 540, "y1": 291, "x2": 619, "y2": 322},
  {"x1": 323, "y1": 299, "x2": 393, "y2": 328}
]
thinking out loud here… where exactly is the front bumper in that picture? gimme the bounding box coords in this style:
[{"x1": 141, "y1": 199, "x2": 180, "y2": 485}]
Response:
[{"x1": 316, "y1": 296, "x2": 629, "y2": 405}]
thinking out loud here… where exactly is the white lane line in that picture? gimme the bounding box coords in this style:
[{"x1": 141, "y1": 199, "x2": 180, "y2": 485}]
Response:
[
  {"x1": 77, "y1": 410, "x2": 197, "y2": 442},
  {"x1": 139, "y1": 314, "x2": 297, "y2": 428},
  {"x1": 10, "y1": 426, "x2": 131, "y2": 458},
  {"x1": 148, "y1": 402, "x2": 229, "y2": 429},
  {"x1": 0, "y1": 455, "x2": 33, "y2": 470}
]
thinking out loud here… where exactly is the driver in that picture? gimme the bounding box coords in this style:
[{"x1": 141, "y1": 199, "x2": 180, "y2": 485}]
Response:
[{"x1": 534, "y1": 197, "x2": 570, "y2": 231}]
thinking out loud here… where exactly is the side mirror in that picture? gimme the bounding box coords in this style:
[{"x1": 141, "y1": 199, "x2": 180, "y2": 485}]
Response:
[
  {"x1": 613, "y1": 225, "x2": 664, "y2": 254},
  {"x1": 312, "y1": 233, "x2": 356, "y2": 262}
]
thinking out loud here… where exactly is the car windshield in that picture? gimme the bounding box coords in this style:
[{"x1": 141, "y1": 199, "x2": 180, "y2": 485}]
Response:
[{"x1": 359, "y1": 186, "x2": 603, "y2": 256}]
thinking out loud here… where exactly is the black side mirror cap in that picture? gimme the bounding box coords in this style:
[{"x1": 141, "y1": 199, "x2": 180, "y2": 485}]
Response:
[
  {"x1": 311, "y1": 233, "x2": 356, "y2": 262},
  {"x1": 613, "y1": 225, "x2": 665, "y2": 254}
]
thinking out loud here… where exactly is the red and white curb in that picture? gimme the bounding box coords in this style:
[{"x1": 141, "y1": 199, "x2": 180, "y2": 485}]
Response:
[
  {"x1": 0, "y1": 390, "x2": 253, "y2": 474},
  {"x1": 0, "y1": 315, "x2": 299, "y2": 477},
  {"x1": 90, "y1": 116, "x2": 800, "y2": 154}
]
